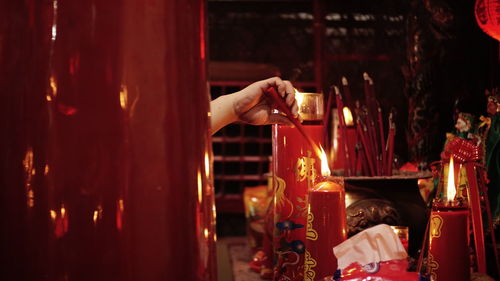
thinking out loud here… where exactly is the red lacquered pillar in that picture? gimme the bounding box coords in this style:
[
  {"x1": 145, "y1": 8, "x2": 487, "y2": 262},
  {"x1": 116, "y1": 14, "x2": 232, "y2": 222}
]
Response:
[
  {"x1": 272, "y1": 92, "x2": 324, "y2": 281},
  {"x1": 0, "y1": 1, "x2": 54, "y2": 279},
  {"x1": 0, "y1": 1, "x2": 215, "y2": 281},
  {"x1": 122, "y1": 0, "x2": 216, "y2": 280}
]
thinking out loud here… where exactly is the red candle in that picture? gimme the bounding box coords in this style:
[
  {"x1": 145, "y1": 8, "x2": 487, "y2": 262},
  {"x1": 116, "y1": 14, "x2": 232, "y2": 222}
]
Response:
[
  {"x1": 343, "y1": 107, "x2": 357, "y2": 174},
  {"x1": 332, "y1": 108, "x2": 357, "y2": 175},
  {"x1": 428, "y1": 156, "x2": 470, "y2": 281},
  {"x1": 272, "y1": 92, "x2": 324, "y2": 281},
  {"x1": 428, "y1": 207, "x2": 469, "y2": 281},
  {"x1": 331, "y1": 108, "x2": 345, "y2": 171},
  {"x1": 305, "y1": 178, "x2": 347, "y2": 281}
]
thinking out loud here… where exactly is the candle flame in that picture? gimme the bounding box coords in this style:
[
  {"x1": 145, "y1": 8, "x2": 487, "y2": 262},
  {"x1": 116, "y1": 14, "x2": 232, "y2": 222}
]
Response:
[
  {"x1": 447, "y1": 156, "x2": 456, "y2": 202},
  {"x1": 295, "y1": 89, "x2": 304, "y2": 110},
  {"x1": 318, "y1": 145, "x2": 331, "y2": 177},
  {"x1": 343, "y1": 107, "x2": 353, "y2": 126}
]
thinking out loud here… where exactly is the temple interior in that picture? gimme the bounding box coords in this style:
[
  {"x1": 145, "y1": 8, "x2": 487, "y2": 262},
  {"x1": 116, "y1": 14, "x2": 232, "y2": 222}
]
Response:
[{"x1": 1, "y1": 0, "x2": 499, "y2": 281}]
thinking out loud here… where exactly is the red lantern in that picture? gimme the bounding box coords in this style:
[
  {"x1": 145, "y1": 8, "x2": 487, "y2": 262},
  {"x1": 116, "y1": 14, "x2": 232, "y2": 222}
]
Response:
[{"x1": 475, "y1": 0, "x2": 500, "y2": 41}]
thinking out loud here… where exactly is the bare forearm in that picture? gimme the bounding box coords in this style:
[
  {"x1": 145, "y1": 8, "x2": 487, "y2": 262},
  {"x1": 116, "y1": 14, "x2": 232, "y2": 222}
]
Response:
[
  {"x1": 210, "y1": 93, "x2": 238, "y2": 135},
  {"x1": 209, "y1": 77, "x2": 298, "y2": 135}
]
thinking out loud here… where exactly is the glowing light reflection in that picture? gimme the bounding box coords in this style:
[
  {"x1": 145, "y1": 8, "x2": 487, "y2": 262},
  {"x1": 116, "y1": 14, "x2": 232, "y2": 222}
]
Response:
[
  {"x1": 51, "y1": 1, "x2": 58, "y2": 41},
  {"x1": 93, "y1": 210, "x2": 98, "y2": 223},
  {"x1": 50, "y1": 76, "x2": 57, "y2": 97},
  {"x1": 119, "y1": 85, "x2": 128, "y2": 109},
  {"x1": 50, "y1": 210, "x2": 57, "y2": 221},
  {"x1": 204, "y1": 152, "x2": 210, "y2": 179},
  {"x1": 197, "y1": 170, "x2": 203, "y2": 204}
]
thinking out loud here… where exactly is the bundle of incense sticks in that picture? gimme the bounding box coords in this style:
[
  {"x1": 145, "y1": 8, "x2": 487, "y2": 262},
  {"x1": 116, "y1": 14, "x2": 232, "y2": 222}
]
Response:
[{"x1": 331, "y1": 73, "x2": 396, "y2": 176}]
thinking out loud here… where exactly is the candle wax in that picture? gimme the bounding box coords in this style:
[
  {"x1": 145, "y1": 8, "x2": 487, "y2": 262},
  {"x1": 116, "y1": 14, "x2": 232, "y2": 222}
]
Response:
[
  {"x1": 305, "y1": 180, "x2": 347, "y2": 281},
  {"x1": 428, "y1": 208, "x2": 469, "y2": 281}
]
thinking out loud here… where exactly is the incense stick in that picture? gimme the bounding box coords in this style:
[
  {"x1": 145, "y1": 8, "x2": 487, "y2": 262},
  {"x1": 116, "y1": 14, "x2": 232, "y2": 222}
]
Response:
[
  {"x1": 386, "y1": 112, "x2": 395, "y2": 176},
  {"x1": 377, "y1": 104, "x2": 386, "y2": 175},
  {"x1": 266, "y1": 87, "x2": 321, "y2": 156},
  {"x1": 341, "y1": 76, "x2": 352, "y2": 108},
  {"x1": 323, "y1": 86, "x2": 334, "y2": 154},
  {"x1": 356, "y1": 118, "x2": 376, "y2": 176}
]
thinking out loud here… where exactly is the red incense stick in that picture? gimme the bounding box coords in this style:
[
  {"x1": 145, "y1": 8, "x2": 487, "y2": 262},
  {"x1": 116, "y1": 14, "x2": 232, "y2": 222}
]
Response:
[
  {"x1": 323, "y1": 86, "x2": 334, "y2": 152},
  {"x1": 266, "y1": 87, "x2": 321, "y2": 155},
  {"x1": 386, "y1": 112, "x2": 395, "y2": 176},
  {"x1": 377, "y1": 105, "x2": 386, "y2": 175},
  {"x1": 323, "y1": 86, "x2": 334, "y2": 127},
  {"x1": 356, "y1": 120, "x2": 375, "y2": 176},
  {"x1": 368, "y1": 119, "x2": 380, "y2": 175},
  {"x1": 341, "y1": 76, "x2": 352, "y2": 108},
  {"x1": 363, "y1": 73, "x2": 378, "y2": 122}
]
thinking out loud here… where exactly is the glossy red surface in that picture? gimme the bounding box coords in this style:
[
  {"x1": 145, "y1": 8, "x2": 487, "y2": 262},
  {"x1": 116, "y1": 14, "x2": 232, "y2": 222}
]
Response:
[
  {"x1": 306, "y1": 180, "x2": 347, "y2": 281},
  {"x1": 428, "y1": 209, "x2": 470, "y2": 281},
  {"x1": 272, "y1": 124, "x2": 323, "y2": 281},
  {"x1": 0, "y1": 0, "x2": 215, "y2": 280}
]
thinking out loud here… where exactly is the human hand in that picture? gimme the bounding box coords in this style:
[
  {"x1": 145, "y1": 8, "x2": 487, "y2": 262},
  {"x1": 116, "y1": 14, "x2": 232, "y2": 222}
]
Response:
[
  {"x1": 232, "y1": 77, "x2": 299, "y2": 126},
  {"x1": 210, "y1": 77, "x2": 300, "y2": 134}
]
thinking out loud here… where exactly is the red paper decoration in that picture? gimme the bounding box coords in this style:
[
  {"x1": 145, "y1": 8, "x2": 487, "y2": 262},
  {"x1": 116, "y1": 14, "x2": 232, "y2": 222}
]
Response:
[{"x1": 475, "y1": 0, "x2": 500, "y2": 41}]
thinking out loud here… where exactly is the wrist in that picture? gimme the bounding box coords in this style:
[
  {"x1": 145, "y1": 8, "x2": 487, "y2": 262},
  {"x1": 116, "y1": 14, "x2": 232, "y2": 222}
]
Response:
[{"x1": 210, "y1": 93, "x2": 239, "y2": 134}]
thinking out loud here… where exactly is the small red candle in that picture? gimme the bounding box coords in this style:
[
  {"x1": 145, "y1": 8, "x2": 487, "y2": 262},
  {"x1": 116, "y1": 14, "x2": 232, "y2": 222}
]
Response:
[
  {"x1": 305, "y1": 149, "x2": 347, "y2": 281},
  {"x1": 428, "y1": 157, "x2": 470, "y2": 281},
  {"x1": 343, "y1": 107, "x2": 357, "y2": 175},
  {"x1": 331, "y1": 107, "x2": 357, "y2": 175}
]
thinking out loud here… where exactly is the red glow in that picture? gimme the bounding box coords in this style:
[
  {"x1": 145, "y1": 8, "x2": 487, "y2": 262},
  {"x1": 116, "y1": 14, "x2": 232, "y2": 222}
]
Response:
[
  {"x1": 199, "y1": 0, "x2": 206, "y2": 59},
  {"x1": 57, "y1": 103, "x2": 78, "y2": 116}
]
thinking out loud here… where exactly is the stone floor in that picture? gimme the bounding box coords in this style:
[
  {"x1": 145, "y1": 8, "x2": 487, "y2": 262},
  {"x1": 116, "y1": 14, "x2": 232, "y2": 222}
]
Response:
[{"x1": 217, "y1": 237, "x2": 261, "y2": 281}]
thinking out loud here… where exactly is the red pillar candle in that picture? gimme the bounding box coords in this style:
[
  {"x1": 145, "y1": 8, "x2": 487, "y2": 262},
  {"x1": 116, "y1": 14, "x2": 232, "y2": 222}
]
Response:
[
  {"x1": 331, "y1": 108, "x2": 357, "y2": 175},
  {"x1": 331, "y1": 108, "x2": 345, "y2": 171},
  {"x1": 305, "y1": 177, "x2": 347, "y2": 281},
  {"x1": 272, "y1": 92, "x2": 324, "y2": 281},
  {"x1": 428, "y1": 156, "x2": 470, "y2": 281},
  {"x1": 428, "y1": 207, "x2": 469, "y2": 281}
]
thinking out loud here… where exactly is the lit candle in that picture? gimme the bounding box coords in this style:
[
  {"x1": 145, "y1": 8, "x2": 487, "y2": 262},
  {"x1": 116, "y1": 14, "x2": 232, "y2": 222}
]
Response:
[
  {"x1": 334, "y1": 86, "x2": 353, "y2": 176},
  {"x1": 428, "y1": 156, "x2": 470, "y2": 281},
  {"x1": 343, "y1": 107, "x2": 357, "y2": 175},
  {"x1": 305, "y1": 146, "x2": 347, "y2": 281},
  {"x1": 272, "y1": 92, "x2": 324, "y2": 281}
]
